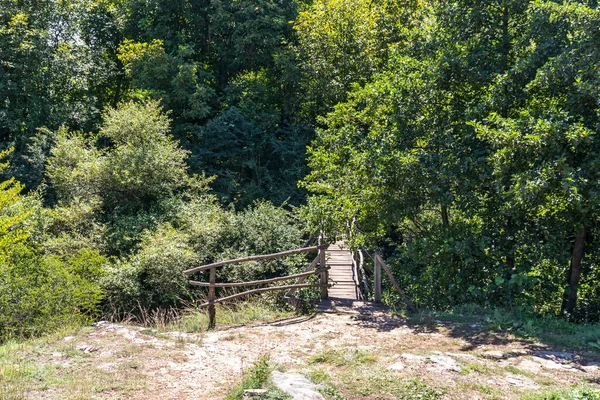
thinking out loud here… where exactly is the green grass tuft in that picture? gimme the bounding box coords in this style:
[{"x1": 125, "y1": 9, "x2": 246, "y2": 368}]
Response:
[{"x1": 225, "y1": 354, "x2": 291, "y2": 400}]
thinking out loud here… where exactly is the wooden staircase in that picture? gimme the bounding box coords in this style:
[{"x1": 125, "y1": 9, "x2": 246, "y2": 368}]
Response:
[{"x1": 326, "y1": 240, "x2": 360, "y2": 300}]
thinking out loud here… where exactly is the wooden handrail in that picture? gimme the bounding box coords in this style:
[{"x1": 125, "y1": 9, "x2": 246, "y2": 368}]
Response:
[
  {"x1": 189, "y1": 267, "x2": 330, "y2": 287},
  {"x1": 285, "y1": 255, "x2": 320, "y2": 297},
  {"x1": 189, "y1": 246, "x2": 330, "y2": 328},
  {"x1": 183, "y1": 244, "x2": 329, "y2": 275},
  {"x1": 375, "y1": 253, "x2": 417, "y2": 313},
  {"x1": 198, "y1": 283, "x2": 330, "y2": 307}
]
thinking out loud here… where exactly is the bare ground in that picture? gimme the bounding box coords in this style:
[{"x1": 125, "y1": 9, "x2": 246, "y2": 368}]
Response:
[{"x1": 13, "y1": 305, "x2": 600, "y2": 400}]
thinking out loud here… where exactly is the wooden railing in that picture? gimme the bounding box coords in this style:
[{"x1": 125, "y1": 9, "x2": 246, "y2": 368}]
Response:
[
  {"x1": 373, "y1": 252, "x2": 417, "y2": 313},
  {"x1": 183, "y1": 244, "x2": 330, "y2": 328}
]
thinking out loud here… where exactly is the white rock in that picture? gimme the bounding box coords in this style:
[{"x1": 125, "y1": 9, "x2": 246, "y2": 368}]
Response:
[
  {"x1": 271, "y1": 371, "x2": 324, "y2": 400},
  {"x1": 530, "y1": 356, "x2": 569, "y2": 370},
  {"x1": 427, "y1": 355, "x2": 461, "y2": 372},
  {"x1": 505, "y1": 374, "x2": 538, "y2": 389},
  {"x1": 516, "y1": 359, "x2": 542, "y2": 373},
  {"x1": 388, "y1": 361, "x2": 405, "y2": 371}
]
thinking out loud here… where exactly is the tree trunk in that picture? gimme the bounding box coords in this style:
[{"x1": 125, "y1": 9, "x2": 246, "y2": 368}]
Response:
[
  {"x1": 561, "y1": 225, "x2": 588, "y2": 318},
  {"x1": 506, "y1": 254, "x2": 514, "y2": 270},
  {"x1": 441, "y1": 205, "x2": 449, "y2": 227}
]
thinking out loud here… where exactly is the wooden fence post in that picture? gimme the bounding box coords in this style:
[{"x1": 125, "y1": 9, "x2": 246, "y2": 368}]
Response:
[
  {"x1": 208, "y1": 267, "x2": 216, "y2": 328},
  {"x1": 374, "y1": 252, "x2": 382, "y2": 303},
  {"x1": 319, "y1": 247, "x2": 328, "y2": 300}
]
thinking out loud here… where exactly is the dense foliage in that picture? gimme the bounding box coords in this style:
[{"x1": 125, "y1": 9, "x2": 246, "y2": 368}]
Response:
[
  {"x1": 303, "y1": 0, "x2": 600, "y2": 320},
  {"x1": 1, "y1": 0, "x2": 599, "y2": 342}
]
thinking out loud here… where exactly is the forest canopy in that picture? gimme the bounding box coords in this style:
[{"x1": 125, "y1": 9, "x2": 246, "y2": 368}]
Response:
[{"x1": 0, "y1": 0, "x2": 599, "y2": 341}]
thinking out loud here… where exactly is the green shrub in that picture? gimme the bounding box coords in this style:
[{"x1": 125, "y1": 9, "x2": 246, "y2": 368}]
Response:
[
  {"x1": 40, "y1": 198, "x2": 106, "y2": 256},
  {"x1": 0, "y1": 153, "x2": 107, "y2": 342},
  {"x1": 99, "y1": 100, "x2": 190, "y2": 210},
  {"x1": 0, "y1": 244, "x2": 106, "y2": 342},
  {"x1": 102, "y1": 199, "x2": 308, "y2": 315},
  {"x1": 219, "y1": 202, "x2": 306, "y2": 283},
  {"x1": 102, "y1": 224, "x2": 197, "y2": 314}
]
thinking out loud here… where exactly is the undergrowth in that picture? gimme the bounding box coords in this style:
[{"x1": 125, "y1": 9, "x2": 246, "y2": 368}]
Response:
[
  {"x1": 521, "y1": 387, "x2": 600, "y2": 400},
  {"x1": 406, "y1": 303, "x2": 600, "y2": 351},
  {"x1": 120, "y1": 299, "x2": 294, "y2": 332}
]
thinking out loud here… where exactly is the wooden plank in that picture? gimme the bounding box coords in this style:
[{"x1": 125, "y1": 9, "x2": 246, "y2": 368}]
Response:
[
  {"x1": 375, "y1": 253, "x2": 417, "y2": 313},
  {"x1": 188, "y1": 267, "x2": 330, "y2": 288},
  {"x1": 198, "y1": 284, "x2": 330, "y2": 307},
  {"x1": 183, "y1": 244, "x2": 329, "y2": 275}
]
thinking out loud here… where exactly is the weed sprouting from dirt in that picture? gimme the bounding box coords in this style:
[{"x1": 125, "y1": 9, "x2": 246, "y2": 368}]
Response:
[{"x1": 225, "y1": 354, "x2": 291, "y2": 400}]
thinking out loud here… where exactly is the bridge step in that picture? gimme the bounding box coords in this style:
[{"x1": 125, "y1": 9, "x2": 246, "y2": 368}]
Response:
[{"x1": 326, "y1": 240, "x2": 360, "y2": 300}]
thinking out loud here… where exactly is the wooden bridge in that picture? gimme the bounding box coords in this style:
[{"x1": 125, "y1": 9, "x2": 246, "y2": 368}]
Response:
[{"x1": 182, "y1": 240, "x2": 415, "y2": 327}]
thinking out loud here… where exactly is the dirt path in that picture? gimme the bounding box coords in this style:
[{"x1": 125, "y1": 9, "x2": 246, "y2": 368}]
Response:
[{"x1": 21, "y1": 308, "x2": 600, "y2": 399}]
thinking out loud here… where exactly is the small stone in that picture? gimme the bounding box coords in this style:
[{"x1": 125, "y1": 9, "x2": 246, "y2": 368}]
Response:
[
  {"x1": 77, "y1": 345, "x2": 98, "y2": 353},
  {"x1": 63, "y1": 336, "x2": 74, "y2": 342},
  {"x1": 481, "y1": 351, "x2": 505, "y2": 360},
  {"x1": 243, "y1": 389, "x2": 268, "y2": 399},
  {"x1": 388, "y1": 361, "x2": 405, "y2": 371}
]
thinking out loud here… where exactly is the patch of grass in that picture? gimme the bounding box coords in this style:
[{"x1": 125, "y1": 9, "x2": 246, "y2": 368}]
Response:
[
  {"x1": 309, "y1": 348, "x2": 376, "y2": 367},
  {"x1": 175, "y1": 301, "x2": 294, "y2": 332},
  {"x1": 0, "y1": 326, "x2": 145, "y2": 400},
  {"x1": 409, "y1": 304, "x2": 600, "y2": 351},
  {"x1": 458, "y1": 381, "x2": 501, "y2": 397},
  {"x1": 306, "y1": 368, "x2": 331, "y2": 384},
  {"x1": 335, "y1": 366, "x2": 442, "y2": 399},
  {"x1": 307, "y1": 348, "x2": 440, "y2": 399},
  {"x1": 318, "y1": 383, "x2": 345, "y2": 400},
  {"x1": 504, "y1": 365, "x2": 536, "y2": 379},
  {"x1": 226, "y1": 354, "x2": 287, "y2": 400},
  {"x1": 389, "y1": 378, "x2": 443, "y2": 400},
  {"x1": 462, "y1": 361, "x2": 495, "y2": 375},
  {"x1": 520, "y1": 387, "x2": 600, "y2": 400},
  {"x1": 306, "y1": 368, "x2": 344, "y2": 400},
  {"x1": 0, "y1": 358, "x2": 59, "y2": 400},
  {"x1": 222, "y1": 332, "x2": 248, "y2": 341}
]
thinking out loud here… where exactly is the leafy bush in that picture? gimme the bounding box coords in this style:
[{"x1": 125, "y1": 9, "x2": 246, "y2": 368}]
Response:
[
  {"x1": 0, "y1": 151, "x2": 106, "y2": 342},
  {"x1": 102, "y1": 198, "x2": 307, "y2": 314},
  {"x1": 0, "y1": 243, "x2": 107, "y2": 342},
  {"x1": 41, "y1": 102, "x2": 309, "y2": 317},
  {"x1": 39, "y1": 198, "x2": 106, "y2": 257},
  {"x1": 103, "y1": 224, "x2": 197, "y2": 315},
  {"x1": 46, "y1": 127, "x2": 104, "y2": 203},
  {"x1": 99, "y1": 100, "x2": 190, "y2": 209}
]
